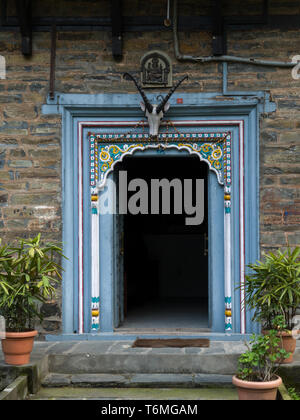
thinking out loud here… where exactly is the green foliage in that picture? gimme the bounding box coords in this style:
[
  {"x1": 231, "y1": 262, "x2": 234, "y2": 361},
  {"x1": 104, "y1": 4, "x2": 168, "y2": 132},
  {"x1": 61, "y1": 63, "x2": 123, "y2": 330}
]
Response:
[
  {"x1": 0, "y1": 234, "x2": 66, "y2": 332},
  {"x1": 271, "y1": 314, "x2": 289, "y2": 332},
  {"x1": 237, "y1": 330, "x2": 291, "y2": 382},
  {"x1": 288, "y1": 387, "x2": 300, "y2": 400},
  {"x1": 243, "y1": 246, "x2": 300, "y2": 330}
]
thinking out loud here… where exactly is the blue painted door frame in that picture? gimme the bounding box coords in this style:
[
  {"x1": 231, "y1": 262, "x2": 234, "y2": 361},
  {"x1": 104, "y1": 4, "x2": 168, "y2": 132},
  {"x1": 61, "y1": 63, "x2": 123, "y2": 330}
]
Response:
[{"x1": 42, "y1": 91, "x2": 275, "y2": 340}]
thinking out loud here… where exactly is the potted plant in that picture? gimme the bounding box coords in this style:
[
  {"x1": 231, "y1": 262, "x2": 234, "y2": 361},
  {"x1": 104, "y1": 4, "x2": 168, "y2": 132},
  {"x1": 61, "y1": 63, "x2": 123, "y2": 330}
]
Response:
[
  {"x1": 0, "y1": 234, "x2": 65, "y2": 365},
  {"x1": 243, "y1": 246, "x2": 300, "y2": 363},
  {"x1": 232, "y1": 331, "x2": 290, "y2": 400}
]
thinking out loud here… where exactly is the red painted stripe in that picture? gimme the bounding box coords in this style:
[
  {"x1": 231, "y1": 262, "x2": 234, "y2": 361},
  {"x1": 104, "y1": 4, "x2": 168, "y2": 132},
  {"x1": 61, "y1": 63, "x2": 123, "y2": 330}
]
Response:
[{"x1": 77, "y1": 119, "x2": 246, "y2": 334}]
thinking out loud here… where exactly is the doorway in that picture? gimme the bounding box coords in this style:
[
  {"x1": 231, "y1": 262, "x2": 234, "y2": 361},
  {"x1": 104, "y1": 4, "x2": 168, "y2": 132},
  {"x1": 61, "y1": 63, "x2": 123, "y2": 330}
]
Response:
[{"x1": 115, "y1": 155, "x2": 209, "y2": 331}]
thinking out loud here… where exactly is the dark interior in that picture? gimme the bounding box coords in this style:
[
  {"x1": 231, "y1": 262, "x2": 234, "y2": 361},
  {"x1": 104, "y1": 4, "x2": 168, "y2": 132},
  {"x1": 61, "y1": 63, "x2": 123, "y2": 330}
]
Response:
[{"x1": 118, "y1": 155, "x2": 208, "y2": 329}]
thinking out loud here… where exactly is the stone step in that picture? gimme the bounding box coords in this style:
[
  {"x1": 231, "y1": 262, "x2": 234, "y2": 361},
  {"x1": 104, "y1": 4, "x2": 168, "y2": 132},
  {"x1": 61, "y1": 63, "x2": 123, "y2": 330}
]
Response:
[
  {"x1": 42, "y1": 373, "x2": 234, "y2": 388},
  {"x1": 33, "y1": 341, "x2": 300, "y2": 376},
  {"x1": 29, "y1": 386, "x2": 238, "y2": 400},
  {"x1": 47, "y1": 352, "x2": 240, "y2": 375}
]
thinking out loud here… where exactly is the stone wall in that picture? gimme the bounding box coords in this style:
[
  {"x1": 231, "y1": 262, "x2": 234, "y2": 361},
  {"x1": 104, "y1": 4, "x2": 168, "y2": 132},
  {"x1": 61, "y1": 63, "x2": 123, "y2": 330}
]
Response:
[{"x1": 1, "y1": 0, "x2": 300, "y2": 333}]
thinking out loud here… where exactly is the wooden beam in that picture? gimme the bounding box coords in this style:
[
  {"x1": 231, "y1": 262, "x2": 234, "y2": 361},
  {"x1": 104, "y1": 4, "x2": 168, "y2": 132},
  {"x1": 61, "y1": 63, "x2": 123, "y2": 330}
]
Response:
[
  {"x1": 16, "y1": 0, "x2": 32, "y2": 56},
  {"x1": 1, "y1": 0, "x2": 7, "y2": 26},
  {"x1": 212, "y1": 0, "x2": 226, "y2": 56},
  {"x1": 111, "y1": 0, "x2": 123, "y2": 60},
  {"x1": 263, "y1": 0, "x2": 269, "y2": 23}
]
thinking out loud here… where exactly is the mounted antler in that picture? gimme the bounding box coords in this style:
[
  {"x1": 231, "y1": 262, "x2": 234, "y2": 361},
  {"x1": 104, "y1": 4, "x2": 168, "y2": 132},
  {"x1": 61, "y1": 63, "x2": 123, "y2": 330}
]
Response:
[
  {"x1": 123, "y1": 73, "x2": 188, "y2": 136},
  {"x1": 156, "y1": 75, "x2": 188, "y2": 114},
  {"x1": 123, "y1": 72, "x2": 153, "y2": 114}
]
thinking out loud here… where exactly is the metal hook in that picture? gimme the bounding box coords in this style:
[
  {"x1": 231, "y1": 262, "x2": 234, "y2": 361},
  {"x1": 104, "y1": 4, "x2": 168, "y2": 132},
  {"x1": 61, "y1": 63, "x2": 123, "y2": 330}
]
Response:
[{"x1": 164, "y1": 0, "x2": 171, "y2": 27}]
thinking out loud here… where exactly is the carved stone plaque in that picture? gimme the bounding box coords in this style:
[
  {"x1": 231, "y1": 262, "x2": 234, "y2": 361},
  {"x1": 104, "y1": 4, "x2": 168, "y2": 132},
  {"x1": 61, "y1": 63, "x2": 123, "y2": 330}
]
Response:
[{"x1": 140, "y1": 50, "x2": 172, "y2": 88}]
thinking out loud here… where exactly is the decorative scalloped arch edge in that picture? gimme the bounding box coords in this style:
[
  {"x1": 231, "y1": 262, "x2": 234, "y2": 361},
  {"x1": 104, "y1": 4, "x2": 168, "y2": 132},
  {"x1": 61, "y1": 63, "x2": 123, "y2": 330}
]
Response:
[{"x1": 89, "y1": 133, "x2": 230, "y2": 190}]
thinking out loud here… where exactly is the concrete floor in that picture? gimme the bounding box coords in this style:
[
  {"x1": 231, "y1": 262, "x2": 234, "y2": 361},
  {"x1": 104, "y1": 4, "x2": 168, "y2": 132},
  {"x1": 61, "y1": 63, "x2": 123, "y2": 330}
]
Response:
[{"x1": 119, "y1": 298, "x2": 209, "y2": 330}]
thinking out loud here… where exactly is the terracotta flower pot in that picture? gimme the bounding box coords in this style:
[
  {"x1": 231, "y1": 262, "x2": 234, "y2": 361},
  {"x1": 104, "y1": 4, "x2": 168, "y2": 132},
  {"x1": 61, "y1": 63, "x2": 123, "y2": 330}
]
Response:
[
  {"x1": 1, "y1": 330, "x2": 38, "y2": 365},
  {"x1": 276, "y1": 331, "x2": 299, "y2": 364},
  {"x1": 232, "y1": 375, "x2": 282, "y2": 400},
  {"x1": 262, "y1": 329, "x2": 299, "y2": 364}
]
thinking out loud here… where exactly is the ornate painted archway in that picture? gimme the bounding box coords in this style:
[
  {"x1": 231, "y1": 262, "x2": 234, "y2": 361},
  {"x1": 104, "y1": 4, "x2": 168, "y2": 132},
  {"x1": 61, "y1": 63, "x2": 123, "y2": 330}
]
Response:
[{"x1": 88, "y1": 131, "x2": 233, "y2": 332}]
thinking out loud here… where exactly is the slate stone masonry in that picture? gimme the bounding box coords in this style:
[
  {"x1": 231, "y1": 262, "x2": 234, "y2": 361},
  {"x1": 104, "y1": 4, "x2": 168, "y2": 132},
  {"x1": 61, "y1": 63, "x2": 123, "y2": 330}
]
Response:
[{"x1": 1, "y1": 0, "x2": 300, "y2": 333}]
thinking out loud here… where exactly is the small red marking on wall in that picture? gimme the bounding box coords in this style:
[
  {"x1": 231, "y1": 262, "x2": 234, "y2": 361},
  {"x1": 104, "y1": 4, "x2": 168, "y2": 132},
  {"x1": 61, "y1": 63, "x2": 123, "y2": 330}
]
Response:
[{"x1": 177, "y1": 98, "x2": 183, "y2": 104}]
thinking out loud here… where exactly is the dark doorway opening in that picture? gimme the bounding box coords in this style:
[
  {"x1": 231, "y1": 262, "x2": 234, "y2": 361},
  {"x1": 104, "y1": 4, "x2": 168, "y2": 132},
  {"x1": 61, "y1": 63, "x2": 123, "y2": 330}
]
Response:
[{"x1": 116, "y1": 155, "x2": 209, "y2": 330}]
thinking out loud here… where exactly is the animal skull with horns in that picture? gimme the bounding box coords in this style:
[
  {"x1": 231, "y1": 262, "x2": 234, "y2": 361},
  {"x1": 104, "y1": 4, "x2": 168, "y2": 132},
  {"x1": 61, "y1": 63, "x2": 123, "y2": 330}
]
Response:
[{"x1": 123, "y1": 73, "x2": 188, "y2": 137}]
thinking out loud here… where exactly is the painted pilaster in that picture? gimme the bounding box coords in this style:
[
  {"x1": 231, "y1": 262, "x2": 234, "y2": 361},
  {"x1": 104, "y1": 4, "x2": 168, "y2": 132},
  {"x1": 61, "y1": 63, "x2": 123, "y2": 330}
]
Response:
[
  {"x1": 90, "y1": 135, "x2": 100, "y2": 331},
  {"x1": 224, "y1": 134, "x2": 232, "y2": 331}
]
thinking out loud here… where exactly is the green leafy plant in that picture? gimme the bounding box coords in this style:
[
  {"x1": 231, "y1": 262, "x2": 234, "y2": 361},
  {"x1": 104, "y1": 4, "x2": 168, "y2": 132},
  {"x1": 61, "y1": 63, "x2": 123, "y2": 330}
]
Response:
[
  {"x1": 0, "y1": 234, "x2": 66, "y2": 332},
  {"x1": 288, "y1": 387, "x2": 300, "y2": 400},
  {"x1": 271, "y1": 314, "x2": 289, "y2": 332},
  {"x1": 243, "y1": 246, "x2": 300, "y2": 330},
  {"x1": 237, "y1": 331, "x2": 291, "y2": 382}
]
